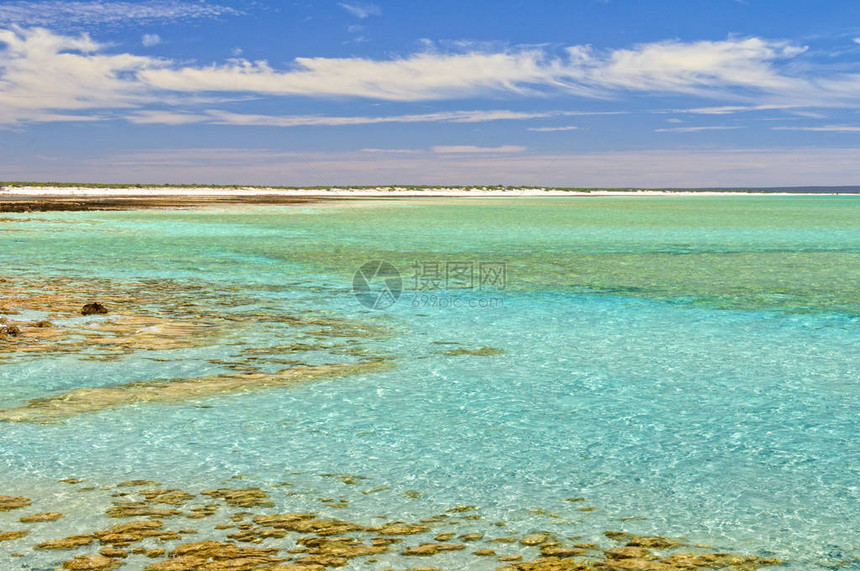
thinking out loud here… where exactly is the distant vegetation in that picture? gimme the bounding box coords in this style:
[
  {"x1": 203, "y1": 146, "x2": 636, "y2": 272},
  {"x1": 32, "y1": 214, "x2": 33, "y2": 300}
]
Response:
[{"x1": 1, "y1": 181, "x2": 858, "y2": 193}]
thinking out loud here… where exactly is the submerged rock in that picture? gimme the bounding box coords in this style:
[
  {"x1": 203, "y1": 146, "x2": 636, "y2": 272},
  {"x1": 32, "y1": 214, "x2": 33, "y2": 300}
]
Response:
[
  {"x1": 62, "y1": 554, "x2": 121, "y2": 571},
  {"x1": 19, "y1": 512, "x2": 63, "y2": 523},
  {"x1": 0, "y1": 495, "x2": 31, "y2": 511},
  {"x1": 106, "y1": 503, "x2": 181, "y2": 518},
  {"x1": 201, "y1": 488, "x2": 273, "y2": 508},
  {"x1": 99, "y1": 547, "x2": 128, "y2": 558},
  {"x1": 35, "y1": 534, "x2": 95, "y2": 550},
  {"x1": 143, "y1": 540, "x2": 284, "y2": 571},
  {"x1": 442, "y1": 346, "x2": 505, "y2": 356},
  {"x1": 402, "y1": 543, "x2": 467, "y2": 556},
  {"x1": 520, "y1": 534, "x2": 551, "y2": 546},
  {"x1": 1, "y1": 324, "x2": 21, "y2": 337},
  {"x1": 0, "y1": 530, "x2": 30, "y2": 541},
  {"x1": 140, "y1": 489, "x2": 195, "y2": 505},
  {"x1": 377, "y1": 523, "x2": 430, "y2": 535}
]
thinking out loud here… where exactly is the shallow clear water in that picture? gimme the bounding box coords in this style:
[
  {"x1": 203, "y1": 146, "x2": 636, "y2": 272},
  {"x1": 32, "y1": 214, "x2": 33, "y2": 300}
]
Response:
[{"x1": 1, "y1": 197, "x2": 859, "y2": 570}]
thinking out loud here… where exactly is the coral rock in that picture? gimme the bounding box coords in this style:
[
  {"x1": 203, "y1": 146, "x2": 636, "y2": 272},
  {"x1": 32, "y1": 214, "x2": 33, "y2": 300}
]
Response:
[
  {"x1": 0, "y1": 495, "x2": 31, "y2": 511},
  {"x1": 62, "y1": 555, "x2": 121, "y2": 571},
  {"x1": 20, "y1": 512, "x2": 64, "y2": 523},
  {"x1": 402, "y1": 543, "x2": 467, "y2": 556},
  {"x1": 82, "y1": 303, "x2": 109, "y2": 316}
]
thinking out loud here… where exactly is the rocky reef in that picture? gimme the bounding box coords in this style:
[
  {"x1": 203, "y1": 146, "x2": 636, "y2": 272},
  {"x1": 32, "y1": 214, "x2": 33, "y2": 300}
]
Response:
[
  {"x1": 0, "y1": 274, "x2": 394, "y2": 422},
  {"x1": 0, "y1": 478, "x2": 783, "y2": 571}
]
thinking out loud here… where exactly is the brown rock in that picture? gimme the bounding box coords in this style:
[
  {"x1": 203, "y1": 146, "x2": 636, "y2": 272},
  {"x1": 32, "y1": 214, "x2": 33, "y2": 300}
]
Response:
[
  {"x1": 294, "y1": 554, "x2": 349, "y2": 567},
  {"x1": 99, "y1": 547, "x2": 128, "y2": 558},
  {"x1": 35, "y1": 534, "x2": 95, "y2": 550},
  {"x1": 498, "y1": 554, "x2": 523, "y2": 562},
  {"x1": 140, "y1": 489, "x2": 195, "y2": 505},
  {"x1": 96, "y1": 519, "x2": 166, "y2": 545},
  {"x1": 446, "y1": 505, "x2": 478, "y2": 513},
  {"x1": 0, "y1": 495, "x2": 31, "y2": 512},
  {"x1": 378, "y1": 523, "x2": 430, "y2": 535},
  {"x1": 20, "y1": 512, "x2": 64, "y2": 523},
  {"x1": 434, "y1": 533, "x2": 455, "y2": 541},
  {"x1": 145, "y1": 555, "x2": 206, "y2": 571},
  {"x1": 201, "y1": 488, "x2": 274, "y2": 508},
  {"x1": 0, "y1": 530, "x2": 29, "y2": 541},
  {"x1": 606, "y1": 546, "x2": 653, "y2": 559},
  {"x1": 626, "y1": 535, "x2": 681, "y2": 549},
  {"x1": 520, "y1": 534, "x2": 550, "y2": 546},
  {"x1": 605, "y1": 531, "x2": 634, "y2": 541},
  {"x1": 474, "y1": 548, "x2": 496, "y2": 556},
  {"x1": 540, "y1": 544, "x2": 586, "y2": 558},
  {"x1": 62, "y1": 555, "x2": 121, "y2": 571},
  {"x1": 402, "y1": 543, "x2": 467, "y2": 556},
  {"x1": 82, "y1": 302, "x2": 109, "y2": 316},
  {"x1": 1, "y1": 324, "x2": 22, "y2": 337},
  {"x1": 106, "y1": 504, "x2": 181, "y2": 518}
]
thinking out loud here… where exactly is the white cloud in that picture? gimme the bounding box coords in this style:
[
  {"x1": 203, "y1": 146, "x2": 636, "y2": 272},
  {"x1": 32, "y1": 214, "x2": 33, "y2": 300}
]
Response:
[
  {"x1": 771, "y1": 125, "x2": 860, "y2": 132},
  {"x1": 128, "y1": 110, "x2": 209, "y2": 125},
  {"x1": 0, "y1": 27, "x2": 163, "y2": 125},
  {"x1": 669, "y1": 104, "x2": 801, "y2": 114},
  {"x1": 4, "y1": 27, "x2": 860, "y2": 127},
  {"x1": 128, "y1": 109, "x2": 609, "y2": 127},
  {"x1": 527, "y1": 126, "x2": 580, "y2": 132},
  {"x1": 585, "y1": 38, "x2": 805, "y2": 94},
  {"x1": 142, "y1": 33, "x2": 161, "y2": 47},
  {"x1": 338, "y1": 2, "x2": 381, "y2": 19},
  {"x1": 361, "y1": 148, "x2": 420, "y2": 154},
  {"x1": 0, "y1": 1, "x2": 239, "y2": 28},
  {"x1": 654, "y1": 126, "x2": 743, "y2": 133},
  {"x1": 432, "y1": 145, "x2": 526, "y2": 154},
  {"x1": 137, "y1": 37, "x2": 813, "y2": 102}
]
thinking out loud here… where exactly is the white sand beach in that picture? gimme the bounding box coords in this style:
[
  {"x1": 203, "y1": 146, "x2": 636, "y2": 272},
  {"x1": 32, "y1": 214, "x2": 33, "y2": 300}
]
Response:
[{"x1": 0, "y1": 185, "x2": 846, "y2": 197}]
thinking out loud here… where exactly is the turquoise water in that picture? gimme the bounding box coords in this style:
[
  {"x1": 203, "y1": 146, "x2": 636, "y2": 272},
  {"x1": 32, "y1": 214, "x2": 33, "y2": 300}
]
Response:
[{"x1": 1, "y1": 197, "x2": 859, "y2": 570}]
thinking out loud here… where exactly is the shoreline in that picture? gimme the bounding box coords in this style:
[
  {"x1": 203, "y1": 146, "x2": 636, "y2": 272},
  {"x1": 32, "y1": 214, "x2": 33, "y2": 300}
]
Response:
[
  {"x1": 1, "y1": 185, "x2": 855, "y2": 198},
  {"x1": 0, "y1": 186, "x2": 853, "y2": 211}
]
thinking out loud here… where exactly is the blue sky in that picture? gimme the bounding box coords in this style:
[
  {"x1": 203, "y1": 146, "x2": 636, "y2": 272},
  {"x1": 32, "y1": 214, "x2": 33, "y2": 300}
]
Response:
[{"x1": 3, "y1": 0, "x2": 860, "y2": 186}]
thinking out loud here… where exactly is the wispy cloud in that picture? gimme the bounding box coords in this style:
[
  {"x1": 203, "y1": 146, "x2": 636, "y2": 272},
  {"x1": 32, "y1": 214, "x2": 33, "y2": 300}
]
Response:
[
  {"x1": 654, "y1": 126, "x2": 743, "y2": 133},
  {"x1": 771, "y1": 125, "x2": 860, "y2": 132},
  {"x1": 142, "y1": 33, "x2": 161, "y2": 47},
  {"x1": 140, "y1": 37, "x2": 807, "y2": 101},
  {"x1": 432, "y1": 145, "x2": 526, "y2": 154},
  {"x1": 527, "y1": 126, "x2": 580, "y2": 132},
  {"x1": 338, "y1": 2, "x2": 381, "y2": 19},
  {"x1": 5, "y1": 27, "x2": 860, "y2": 127},
  {"x1": 0, "y1": 1, "x2": 239, "y2": 28},
  {"x1": 668, "y1": 104, "x2": 799, "y2": 115},
  {"x1": 361, "y1": 148, "x2": 420, "y2": 154},
  {"x1": 129, "y1": 109, "x2": 608, "y2": 127},
  {"x1": 0, "y1": 27, "x2": 162, "y2": 125}
]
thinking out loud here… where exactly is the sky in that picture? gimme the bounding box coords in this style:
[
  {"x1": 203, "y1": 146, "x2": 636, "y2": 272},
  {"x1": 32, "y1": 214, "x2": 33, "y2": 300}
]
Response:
[{"x1": 3, "y1": 0, "x2": 860, "y2": 187}]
